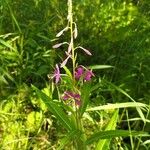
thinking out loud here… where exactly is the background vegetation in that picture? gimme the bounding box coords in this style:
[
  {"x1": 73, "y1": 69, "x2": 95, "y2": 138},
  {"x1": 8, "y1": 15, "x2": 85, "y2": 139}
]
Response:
[{"x1": 0, "y1": 0, "x2": 150, "y2": 149}]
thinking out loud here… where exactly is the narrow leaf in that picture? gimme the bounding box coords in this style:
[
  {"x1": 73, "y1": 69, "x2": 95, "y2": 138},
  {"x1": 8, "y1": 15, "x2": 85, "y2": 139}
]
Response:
[
  {"x1": 58, "y1": 130, "x2": 81, "y2": 150},
  {"x1": 79, "y1": 82, "x2": 91, "y2": 117},
  {"x1": 87, "y1": 102, "x2": 147, "y2": 112},
  {"x1": 96, "y1": 110, "x2": 118, "y2": 150},
  {"x1": 32, "y1": 85, "x2": 74, "y2": 131},
  {"x1": 0, "y1": 39, "x2": 16, "y2": 51},
  {"x1": 86, "y1": 130, "x2": 149, "y2": 145},
  {"x1": 89, "y1": 65, "x2": 114, "y2": 70}
]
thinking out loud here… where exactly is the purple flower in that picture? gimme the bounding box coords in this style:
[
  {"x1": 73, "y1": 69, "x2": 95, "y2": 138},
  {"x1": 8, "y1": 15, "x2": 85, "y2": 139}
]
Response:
[
  {"x1": 62, "y1": 91, "x2": 74, "y2": 100},
  {"x1": 62, "y1": 91, "x2": 81, "y2": 106},
  {"x1": 75, "y1": 67, "x2": 84, "y2": 79},
  {"x1": 84, "y1": 70, "x2": 94, "y2": 81},
  {"x1": 75, "y1": 66, "x2": 94, "y2": 81},
  {"x1": 54, "y1": 64, "x2": 60, "y2": 83}
]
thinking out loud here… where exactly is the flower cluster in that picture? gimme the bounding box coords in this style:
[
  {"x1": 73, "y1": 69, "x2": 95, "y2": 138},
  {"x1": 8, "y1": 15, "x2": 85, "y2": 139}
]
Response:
[
  {"x1": 50, "y1": 0, "x2": 95, "y2": 107},
  {"x1": 75, "y1": 66, "x2": 94, "y2": 81},
  {"x1": 62, "y1": 91, "x2": 81, "y2": 106}
]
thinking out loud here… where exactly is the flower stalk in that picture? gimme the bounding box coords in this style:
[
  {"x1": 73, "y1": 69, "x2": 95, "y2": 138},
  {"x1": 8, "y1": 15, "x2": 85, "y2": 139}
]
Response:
[{"x1": 51, "y1": 1, "x2": 94, "y2": 149}]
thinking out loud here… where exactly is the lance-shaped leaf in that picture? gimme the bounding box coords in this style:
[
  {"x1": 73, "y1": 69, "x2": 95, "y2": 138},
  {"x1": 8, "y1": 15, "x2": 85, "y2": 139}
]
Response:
[
  {"x1": 86, "y1": 130, "x2": 149, "y2": 145},
  {"x1": 79, "y1": 82, "x2": 91, "y2": 117},
  {"x1": 58, "y1": 130, "x2": 81, "y2": 150},
  {"x1": 89, "y1": 65, "x2": 114, "y2": 70},
  {"x1": 96, "y1": 110, "x2": 118, "y2": 150},
  {"x1": 32, "y1": 85, "x2": 74, "y2": 131}
]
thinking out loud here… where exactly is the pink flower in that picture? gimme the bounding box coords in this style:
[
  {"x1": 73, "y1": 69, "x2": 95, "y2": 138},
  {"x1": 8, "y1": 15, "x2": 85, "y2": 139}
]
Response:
[
  {"x1": 84, "y1": 70, "x2": 94, "y2": 81},
  {"x1": 54, "y1": 64, "x2": 60, "y2": 83},
  {"x1": 75, "y1": 66, "x2": 94, "y2": 81},
  {"x1": 62, "y1": 91, "x2": 81, "y2": 106},
  {"x1": 79, "y1": 46, "x2": 92, "y2": 56},
  {"x1": 75, "y1": 67, "x2": 84, "y2": 79}
]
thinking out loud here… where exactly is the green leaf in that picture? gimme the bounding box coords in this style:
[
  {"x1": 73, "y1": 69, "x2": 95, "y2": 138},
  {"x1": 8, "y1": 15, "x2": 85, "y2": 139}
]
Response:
[
  {"x1": 32, "y1": 85, "x2": 74, "y2": 131},
  {"x1": 79, "y1": 82, "x2": 91, "y2": 117},
  {"x1": 87, "y1": 102, "x2": 147, "y2": 111},
  {"x1": 57, "y1": 130, "x2": 81, "y2": 150},
  {"x1": 96, "y1": 110, "x2": 118, "y2": 150},
  {"x1": 90, "y1": 82, "x2": 101, "y2": 92},
  {"x1": 63, "y1": 66, "x2": 72, "y2": 79},
  {"x1": 86, "y1": 130, "x2": 149, "y2": 145},
  {"x1": 104, "y1": 80, "x2": 148, "y2": 123},
  {"x1": 89, "y1": 65, "x2": 114, "y2": 70},
  {"x1": 0, "y1": 39, "x2": 16, "y2": 51}
]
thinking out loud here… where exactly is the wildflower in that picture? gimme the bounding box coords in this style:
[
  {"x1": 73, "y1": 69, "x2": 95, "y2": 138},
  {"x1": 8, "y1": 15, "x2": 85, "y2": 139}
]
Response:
[
  {"x1": 75, "y1": 67, "x2": 84, "y2": 79},
  {"x1": 74, "y1": 23, "x2": 78, "y2": 39},
  {"x1": 52, "y1": 43, "x2": 64, "y2": 49},
  {"x1": 56, "y1": 27, "x2": 68, "y2": 37},
  {"x1": 67, "y1": 38, "x2": 73, "y2": 54},
  {"x1": 54, "y1": 64, "x2": 61, "y2": 83},
  {"x1": 62, "y1": 91, "x2": 81, "y2": 106},
  {"x1": 79, "y1": 46, "x2": 92, "y2": 56},
  {"x1": 60, "y1": 54, "x2": 71, "y2": 68},
  {"x1": 52, "y1": 42, "x2": 68, "y2": 49},
  {"x1": 75, "y1": 66, "x2": 94, "y2": 81},
  {"x1": 84, "y1": 70, "x2": 94, "y2": 81}
]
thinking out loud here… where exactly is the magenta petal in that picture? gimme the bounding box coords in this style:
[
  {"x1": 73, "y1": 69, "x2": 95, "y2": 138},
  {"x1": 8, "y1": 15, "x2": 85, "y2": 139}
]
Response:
[
  {"x1": 54, "y1": 64, "x2": 60, "y2": 83},
  {"x1": 75, "y1": 67, "x2": 84, "y2": 79},
  {"x1": 84, "y1": 70, "x2": 94, "y2": 81},
  {"x1": 77, "y1": 67, "x2": 84, "y2": 75},
  {"x1": 62, "y1": 95, "x2": 70, "y2": 100},
  {"x1": 62, "y1": 91, "x2": 81, "y2": 106},
  {"x1": 62, "y1": 91, "x2": 73, "y2": 100},
  {"x1": 74, "y1": 94, "x2": 80, "y2": 100},
  {"x1": 75, "y1": 100, "x2": 81, "y2": 106}
]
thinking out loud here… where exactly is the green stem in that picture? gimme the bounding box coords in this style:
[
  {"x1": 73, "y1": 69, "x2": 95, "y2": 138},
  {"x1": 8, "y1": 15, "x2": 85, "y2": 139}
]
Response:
[
  {"x1": 68, "y1": 1, "x2": 87, "y2": 149},
  {"x1": 69, "y1": 0, "x2": 76, "y2": 80}
]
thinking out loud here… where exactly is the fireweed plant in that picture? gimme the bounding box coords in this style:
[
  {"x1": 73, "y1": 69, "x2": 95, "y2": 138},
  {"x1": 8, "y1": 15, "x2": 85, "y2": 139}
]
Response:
[
  {"x1": 33, "y1": 0, "x2": 95, "y2": 148},
  {"x1": 52, "y1": 0, "x2": 94, "y2": 113},
  {"x1": 32, "y1": 0, "x2": 149, "y2": 149},
  {"x1": 52, "y1": 0, "x2": 95, "y2": 147}
]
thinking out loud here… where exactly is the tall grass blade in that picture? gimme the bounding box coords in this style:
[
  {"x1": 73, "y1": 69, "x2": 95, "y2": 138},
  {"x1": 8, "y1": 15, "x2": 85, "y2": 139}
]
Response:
[
  {"x1": 96, "y1": 109, "x2": 118, "y2": 150},
  {"x1": 86, "y1": 130, "x2": 149, "y2": 145},
  {"x1": 5, "y1": 0, "x2": 21, "y2": 33},
  {"x1": 87, "y1": 102, "x2": 147, "y2": 111},
  {"x1": 104, "y1": 81, "x2": 147, "y2": 123},
  {"x1": 89, "y1": 65, "x2": 114, "y2": 70},
  {"x1": 0, "y1": 39, "x2": 16, "y2": 51}
]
